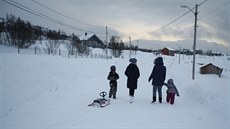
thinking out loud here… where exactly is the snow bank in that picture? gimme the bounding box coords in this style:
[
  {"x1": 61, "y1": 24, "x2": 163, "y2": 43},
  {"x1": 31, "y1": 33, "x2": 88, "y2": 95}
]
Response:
[{"x1": 1, "y1": 45, "x2": 229, "y2": 129}]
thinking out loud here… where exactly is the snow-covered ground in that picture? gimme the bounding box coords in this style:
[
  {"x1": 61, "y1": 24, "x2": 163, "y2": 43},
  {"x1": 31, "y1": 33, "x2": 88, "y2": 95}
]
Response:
[{"x1": 0, "y1": 44, "x2": 229, "y2": 129}]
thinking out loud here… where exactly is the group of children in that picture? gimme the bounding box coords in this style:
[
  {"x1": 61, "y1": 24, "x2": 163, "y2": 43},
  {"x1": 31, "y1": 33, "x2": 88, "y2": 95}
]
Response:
[{"x1": 107, "y1": 57, "x2": 180, "y2": 105}]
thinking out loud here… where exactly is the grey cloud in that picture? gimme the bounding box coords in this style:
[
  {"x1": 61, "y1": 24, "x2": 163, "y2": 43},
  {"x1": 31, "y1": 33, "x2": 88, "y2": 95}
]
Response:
[{"x1": 0, "y1": 0, "x2": 229, "y2": 53}]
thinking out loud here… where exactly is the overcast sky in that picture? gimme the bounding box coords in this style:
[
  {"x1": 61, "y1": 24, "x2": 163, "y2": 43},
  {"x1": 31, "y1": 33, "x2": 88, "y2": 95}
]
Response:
[{"x1": 1, "y1": 0, "x2": 229, "y2": 53}]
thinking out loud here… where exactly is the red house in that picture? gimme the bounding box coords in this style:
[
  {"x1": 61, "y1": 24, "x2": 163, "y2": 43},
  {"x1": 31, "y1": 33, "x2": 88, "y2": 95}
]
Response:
[{"x1": 161, "y1": 47, "x2": 175, "y2": 56}]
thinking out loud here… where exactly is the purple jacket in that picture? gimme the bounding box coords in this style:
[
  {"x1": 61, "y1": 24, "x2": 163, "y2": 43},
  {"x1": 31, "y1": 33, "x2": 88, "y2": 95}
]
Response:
[{"x1": 164, "y1": 79, "x2": 180, "y2": 96}]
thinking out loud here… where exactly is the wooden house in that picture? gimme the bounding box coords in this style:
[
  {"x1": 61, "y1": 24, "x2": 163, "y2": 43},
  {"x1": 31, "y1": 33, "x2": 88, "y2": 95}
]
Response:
[
  {"x1": 79, "y1": 33, "x2": 104, "y2": 48},
  {"x1": 161, "y1": 47, "x2": 175, "y2": 56},
  {"x1": 200, "y1": 63, "x2": 223, "y2": 77}
]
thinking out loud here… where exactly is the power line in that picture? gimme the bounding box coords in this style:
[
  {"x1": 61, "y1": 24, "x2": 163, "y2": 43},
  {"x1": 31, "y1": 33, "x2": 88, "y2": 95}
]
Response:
[
  {"x1": 1, "y1": 0, "x2": 105, "y2": 34},
  {"x1": 2, "y1": 0, "x2": 85, "y2": 31},
  {"x1": 196, "y1": 0, "x2": 229, "y2": 52},
  {"x1": 121, "y1": 0, "x2": 210, "y2": 52},
  {"x1": 31, "y1": 0, "x2": 105, "y2": 34},
  {"x1": 175, "y1": 0, "x2": 229, "y2": 26},
  {"x1": 131, "y1": 0, "x2": 208, "y2": 42},
  {"x1": 146, "y1": 0, "x2": 208, "y2": 38},
  {"x1": 200, "y1": 0, "x2": 230, "y2": 20},
  {"x1": 31, "y1": 0, "x2": 94, "y2": 27},
  {"x1": 198, "y1": 0, "x2": 209, "y2": 6},
  {"x1": 172, "y1": 0, "x2": 214, "y2": 26}
]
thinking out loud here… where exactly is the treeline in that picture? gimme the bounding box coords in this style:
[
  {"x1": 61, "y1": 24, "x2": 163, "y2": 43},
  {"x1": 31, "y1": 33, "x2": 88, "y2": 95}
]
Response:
[
  {"x1": 0, "y1": 14, "x2": 99, "y2": 56},
  {"x1": 0, "y1": 14, "x2": 141, "y2": 57},
  {"x1": 0, "y1": 14, "x2": 70, "y2": 48},
  {"x1": 108, "y1": 35, "x2": 138, "y2": 57}
]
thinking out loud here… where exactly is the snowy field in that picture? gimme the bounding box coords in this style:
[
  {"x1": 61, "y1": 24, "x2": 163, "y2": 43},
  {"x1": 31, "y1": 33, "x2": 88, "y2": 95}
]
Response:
[{"x1": 0, "y1": 44, "x2": 230, "y2": 129}]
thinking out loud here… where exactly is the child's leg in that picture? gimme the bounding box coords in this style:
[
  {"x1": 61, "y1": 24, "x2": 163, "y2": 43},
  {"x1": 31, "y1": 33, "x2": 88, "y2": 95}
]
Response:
[
  {"x1": 170, "y1": 93, "x2": 176, "y2": 105},
  {"x1": 129, "y1": 89, "x2": 135, "y2": 103},
  {"x1": 113, "y1": 85, "x2": 117, "y2": 98},
  {"x1": 109, "y1": 87, "x2": 113, "y2": 98},
  {"x1": 109, "y1": 83, "x2": 114, "y2": 98},
  {"x1": 166, "y1": 93, "x2": 170, "y2": 103},
  {"x1": 129, "y1": 89, "x2": 135, "y2": 96}
]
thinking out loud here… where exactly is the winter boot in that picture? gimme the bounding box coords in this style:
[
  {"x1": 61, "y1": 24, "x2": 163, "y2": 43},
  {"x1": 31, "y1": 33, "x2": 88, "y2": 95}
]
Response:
[
  {"x1": 129, "y1": 96, "x2": 134, "y2": 103},
  {"x1": 113, "y1": 96, "x2": 116, "y2": 99},
  {"x1": 159, "y1": 97, "x2": 162, "y2": 103},
  {"x1": 151, "y1": 96, "x2": 156, "y2": 103}
]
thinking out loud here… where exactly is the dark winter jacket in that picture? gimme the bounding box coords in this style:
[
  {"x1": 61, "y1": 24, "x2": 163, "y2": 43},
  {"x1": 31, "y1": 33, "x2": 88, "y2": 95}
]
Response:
[
  {"x1": 164, "y1": 79, "x2": 179, "y2": 96},
  {"x1": 107, "y1": 71, "x2": 119, "y2": 86},
  {"x1": 148, "y1": 57, "x2": 166, "y2": 86},
  {"x1": 125, "y1": 63, "x2": 140, "y2": 89}
]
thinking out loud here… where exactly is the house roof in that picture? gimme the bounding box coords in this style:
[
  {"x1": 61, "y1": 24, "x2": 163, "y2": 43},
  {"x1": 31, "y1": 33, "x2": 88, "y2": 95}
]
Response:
[
  {"x1": 200, "y1": 63, "x2": 221, "y2": 70},
  {"x1": 200, "y1": 63, "x2": 213, "y2": 68},
  {"x1": 79, "y1": 34, "x2": 94, "y2": 40},
  {"x1": 162, "y1": 47, "x2": 175, "y2": 51},
  {"x1": 78, "y1": 33, "x2": 103, "y2": 45}
]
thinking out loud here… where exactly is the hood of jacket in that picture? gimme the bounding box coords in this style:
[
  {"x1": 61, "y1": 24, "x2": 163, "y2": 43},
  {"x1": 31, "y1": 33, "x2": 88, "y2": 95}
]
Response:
[
  {"x1": 167, "y1": 79, "x2": 174, "y2": 84},
  {"x1": 154, "y1": 57, "x2": 164, "y2": 65}
]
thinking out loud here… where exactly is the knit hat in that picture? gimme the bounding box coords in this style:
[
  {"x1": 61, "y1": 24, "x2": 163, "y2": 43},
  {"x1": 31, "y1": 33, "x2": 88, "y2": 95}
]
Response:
[
  {"x1": 129, "y1": 58, "x2": 137, "y2": 64},
  {"x1": 110, "y1": 65, "x2": 116, "y2": 71}
]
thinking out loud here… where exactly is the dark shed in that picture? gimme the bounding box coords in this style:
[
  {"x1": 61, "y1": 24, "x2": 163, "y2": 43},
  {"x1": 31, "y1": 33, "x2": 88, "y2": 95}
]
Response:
[{"x1": 200, "y1": 63, "x2": 223, "y2": 77}]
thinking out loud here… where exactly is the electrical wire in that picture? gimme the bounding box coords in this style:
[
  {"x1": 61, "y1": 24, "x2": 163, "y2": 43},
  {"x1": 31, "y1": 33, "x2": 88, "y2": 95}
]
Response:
[
  {"x1": 2, "y1": 0, "x2": 85, "y2": 31},
  {"x1": 31, "y1": 0, "x2": 94, "y2": 27},
  {"x1": 200, "y1": 0, "x2": 230, "y2": 20},
  {"x1": 198, "y1": 0, "x2": 230, "y2": 53},
  {"x1": 1, "y1": 0, "x2": 105, "y2": 34},
  {"x1": 145, "y1": 0, "x2": 208, "y2": 39},
  {"x1": 124, "y1": 0, "x2": 209, "y2": 49}
]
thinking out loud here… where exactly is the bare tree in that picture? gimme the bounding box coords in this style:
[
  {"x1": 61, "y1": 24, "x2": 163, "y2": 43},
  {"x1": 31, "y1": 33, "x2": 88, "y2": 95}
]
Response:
[{"x1": 109, "y1": 36, "x2": 123, "y2": 58}]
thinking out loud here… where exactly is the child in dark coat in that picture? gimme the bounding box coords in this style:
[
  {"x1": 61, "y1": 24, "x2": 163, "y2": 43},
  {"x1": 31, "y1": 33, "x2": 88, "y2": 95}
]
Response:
[
  {"x1": 164, "y1": 79, "x2": 180, "y2": 105},
  {"x1": 107, "y1": 65, "x2": 119, "y2": 99},
  {"x1": 125, "y1": 58, "x2": 140, "y2": 103}
]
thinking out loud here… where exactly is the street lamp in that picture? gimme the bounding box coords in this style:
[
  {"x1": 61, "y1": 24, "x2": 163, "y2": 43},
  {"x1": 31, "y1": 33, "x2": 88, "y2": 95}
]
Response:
[{"x1": 181, "y1": 4, "x2": 198, "y2": 80}]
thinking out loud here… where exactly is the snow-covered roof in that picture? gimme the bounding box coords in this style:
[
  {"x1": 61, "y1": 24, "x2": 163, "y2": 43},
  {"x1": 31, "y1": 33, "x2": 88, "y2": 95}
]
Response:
[
  {"x1": 163, "y1": 47, "x2": 175, "y2": 51},
  {"x1": 78, "y1": 33, "x2": 94, "y2": 40}
]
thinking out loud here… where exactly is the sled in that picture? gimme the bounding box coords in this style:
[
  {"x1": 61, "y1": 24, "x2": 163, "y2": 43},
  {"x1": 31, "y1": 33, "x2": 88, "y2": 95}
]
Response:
[{"x1": 88, "y1": 91, "x2": 110, "y2": 107}]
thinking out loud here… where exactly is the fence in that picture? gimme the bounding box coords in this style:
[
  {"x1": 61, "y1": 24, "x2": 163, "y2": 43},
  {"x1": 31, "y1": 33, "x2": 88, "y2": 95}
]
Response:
[{"x1": 2, "y1": 46, "x2": 112, "y2": 59}]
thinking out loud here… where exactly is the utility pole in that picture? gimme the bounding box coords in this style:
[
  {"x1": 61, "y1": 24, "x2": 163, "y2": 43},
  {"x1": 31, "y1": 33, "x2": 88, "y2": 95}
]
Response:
[
  {"x1": 181, "y1": 4, "x2": 198, "y2": 80},
  {"x1": 192, "y1": 4, "x2": 198, "y2": 80},
  {"x1": 105, "y1": 26, "x2": 108, "y2": 59}
]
